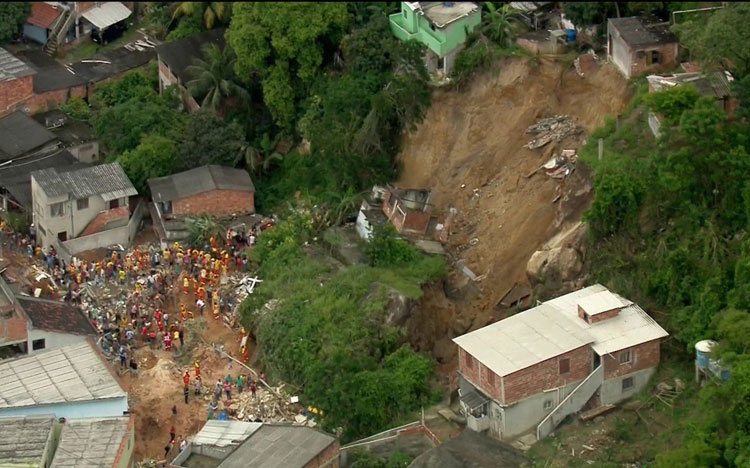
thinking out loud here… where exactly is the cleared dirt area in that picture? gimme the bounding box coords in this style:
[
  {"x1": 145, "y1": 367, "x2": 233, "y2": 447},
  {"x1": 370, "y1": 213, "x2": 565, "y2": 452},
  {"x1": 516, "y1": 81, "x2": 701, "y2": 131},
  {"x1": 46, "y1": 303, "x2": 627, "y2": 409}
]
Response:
[{"x1": 399, "y1": 57, "x2": 632, "y2": 366}]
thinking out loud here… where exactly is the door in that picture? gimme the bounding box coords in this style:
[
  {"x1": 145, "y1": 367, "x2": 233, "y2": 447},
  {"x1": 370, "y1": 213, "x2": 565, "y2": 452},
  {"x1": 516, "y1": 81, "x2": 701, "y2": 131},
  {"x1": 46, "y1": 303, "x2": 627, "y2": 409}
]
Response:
[
  {"x1": 425, "y1": 216, "x2": 439, "y2": 237},
  {"x1": 593, "y1": 351, "x2": 601, "y2": 370},
  {"x1": 109, "y1": 199, "x2": 120, "y2": 210}
]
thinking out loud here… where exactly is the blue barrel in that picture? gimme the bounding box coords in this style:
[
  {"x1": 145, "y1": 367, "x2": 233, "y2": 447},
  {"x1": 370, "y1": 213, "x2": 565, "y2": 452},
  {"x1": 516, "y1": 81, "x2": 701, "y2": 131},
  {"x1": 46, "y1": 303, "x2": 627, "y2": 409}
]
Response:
[
  {"x1": 695, "y1": 340, "x2": 717, "y2": 369},
  {"x1": 565, "y1": 29, "x2": 576, "y2": 43}
]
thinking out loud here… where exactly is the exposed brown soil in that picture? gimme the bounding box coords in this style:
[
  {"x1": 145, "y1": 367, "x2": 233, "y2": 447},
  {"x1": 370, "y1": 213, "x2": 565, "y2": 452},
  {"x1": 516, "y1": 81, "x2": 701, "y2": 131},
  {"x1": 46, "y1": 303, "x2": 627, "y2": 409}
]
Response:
[{"x1": 398, "y1": 57, "x2": 632, "y2": 373}]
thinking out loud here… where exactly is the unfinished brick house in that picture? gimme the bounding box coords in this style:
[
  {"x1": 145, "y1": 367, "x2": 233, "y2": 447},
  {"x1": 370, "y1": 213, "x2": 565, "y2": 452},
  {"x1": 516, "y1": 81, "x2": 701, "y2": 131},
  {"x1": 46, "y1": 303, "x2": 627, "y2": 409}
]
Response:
[
  {"x1": 0, "y1": 48, "x2": 35, "y2": 117},
  {"x1": 148, "y1": 165, "x2": 255, "y2": 244},
  {"x1": 453, "y1": 284, "x2": 668, "y2": 441},
  {"x1": 381, "y1": 187, "x2": 455, "y2": 242},
  {"x1": 607, "y1": 17, "x2": 678, "y2": 79}
]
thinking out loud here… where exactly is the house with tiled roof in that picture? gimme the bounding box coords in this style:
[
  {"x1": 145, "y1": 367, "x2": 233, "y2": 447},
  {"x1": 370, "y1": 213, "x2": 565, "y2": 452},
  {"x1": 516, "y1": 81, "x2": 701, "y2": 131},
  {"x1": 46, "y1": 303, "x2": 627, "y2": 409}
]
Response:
[
  {"x1": 30, "y1": 162, "x2": 144, "y2": 260},
  {"x1": 17, "y1": 296, "x2": 96, "y2": 355}
]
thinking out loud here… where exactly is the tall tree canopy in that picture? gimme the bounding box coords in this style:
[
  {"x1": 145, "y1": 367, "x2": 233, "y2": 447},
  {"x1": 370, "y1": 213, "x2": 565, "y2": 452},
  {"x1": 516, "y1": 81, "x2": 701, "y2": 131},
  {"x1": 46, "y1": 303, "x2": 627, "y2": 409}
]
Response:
[
  {"x1": 186, "y1": 43, "x2": 248, "y2": 112},
  {"x1": 226, "y1": 2, "x2": 349, "y2": 130},
  {"x1": 118, "y1": 135, "x2": 177, "y2": 195},
  {"x1": 172, "y1": 2, "x2": 229, "y2": 29},
  {"x1": 174, "y1": 110, "x2": 248, "y2": 171},
  {"x1": 0, "y1": 2, "x2": 30, "y2": 44}
]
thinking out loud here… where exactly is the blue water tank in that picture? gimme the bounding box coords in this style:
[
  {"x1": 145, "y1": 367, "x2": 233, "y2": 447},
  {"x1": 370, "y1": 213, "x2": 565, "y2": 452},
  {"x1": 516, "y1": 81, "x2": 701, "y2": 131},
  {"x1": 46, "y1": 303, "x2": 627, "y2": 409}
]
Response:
[
  {"x1": 695, "y1": 340, "x2": 717, "y2": 369},
  {"x1": 565, "y1": 28, "x2": 576, "y2": 43}
]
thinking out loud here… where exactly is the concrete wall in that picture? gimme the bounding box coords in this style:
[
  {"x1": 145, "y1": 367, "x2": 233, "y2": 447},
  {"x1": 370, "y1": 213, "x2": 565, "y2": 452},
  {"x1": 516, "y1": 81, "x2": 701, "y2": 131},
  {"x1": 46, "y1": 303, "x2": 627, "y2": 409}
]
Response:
[
  {"x1": 303, "y1": 439, "x2": 340, "y2": 468},
  {"x1": 607, "y1": 22, "x2": 631, "y2": 77},
  {"x1": 536, "y1": 365, "x2": 603, "y2": 439},
  {"x1": 67, "y1": 140, "x2": 100, "y2": 163},
  {"x1": 172, "y1": 189, "x2": 255, "y2": 217},
  {"x1": 112, "y1": 416, "x2": 135, "y2": 468},
  {"x1": 600, "y1": 367, "x2": 656, "y2": 405},
  {"x1": 0, "y1": 395, "x2": 129, "y2": 419},
  {"x1": 26, "y1": 329, "x2": 88, "y2": 355},
  {"x1": 608, "y1": 21, "x2": 677, "y2": 79}
]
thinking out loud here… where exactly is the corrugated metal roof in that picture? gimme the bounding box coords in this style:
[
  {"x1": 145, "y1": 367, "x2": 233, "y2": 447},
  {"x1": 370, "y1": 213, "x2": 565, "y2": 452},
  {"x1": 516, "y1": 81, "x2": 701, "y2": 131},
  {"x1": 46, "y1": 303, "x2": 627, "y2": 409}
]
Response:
[
  {"x1": 0, "y1": 415, "x2": 55, "y2": 465},
  {"x1": 453, "y1": 284, "x2": 669, "y2": 376},
  {"x1": 0, "y1": 342, "x2": 125, "y2": 409},
  {"x1": 32, "y1": 162, "x2": 137, "y2": 201},
  {"x1": 217, "y1": 425, "x2": 337, "y2": 468},
  {"x1": 192, "y1": 420, "x2": 262, "y2": 447},
  {"x1": 148, "y1": 165, "x2": 254, "y2": 203},
  {"x1": 0, "y1": 47, "x2": 35, "y2": 82},
  {"x1": 51, "y1": 417, "x2": 130, "y2": 468},
  {"x1": 0, "y1": 111, "x2": 58, "y2": 160},
  {"x1": 80, "y1": 2, "x2": 132, "y2": 30}
]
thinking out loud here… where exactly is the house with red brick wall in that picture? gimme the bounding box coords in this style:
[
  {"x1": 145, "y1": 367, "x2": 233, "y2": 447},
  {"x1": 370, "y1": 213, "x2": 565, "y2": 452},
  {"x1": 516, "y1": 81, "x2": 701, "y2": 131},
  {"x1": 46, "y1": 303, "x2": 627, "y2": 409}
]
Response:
[
  {"x1": 381, "y1": 187, "x2": 456, "y2": 243},
  {"x1": 0, "y1": 48, "x2": 36, "y2": 117},
  {"x1": 147, "y1": 165, "x2": 255, "y2": 244},
  {"x1": 156, "y1": 28, "x2": 226, "y2": 112},
  {"x1": 30, "y1": 162, "x2": 141, "y2": 260},
  {"x1": 453, "y1": 284, "x2": 668, "y2": 441},
  {"x1": 607, "y1": 17, "x2": 678, "y2": 79}
]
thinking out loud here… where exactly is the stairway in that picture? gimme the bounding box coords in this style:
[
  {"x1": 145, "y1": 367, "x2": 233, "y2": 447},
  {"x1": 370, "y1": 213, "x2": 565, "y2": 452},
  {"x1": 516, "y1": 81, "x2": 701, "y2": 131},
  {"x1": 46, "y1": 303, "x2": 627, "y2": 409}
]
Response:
[
  {"x1": 44, "y1": 7, "x2": 73, "y2": 56},
  {"x1": 536, "y1": 364, "x2": 603, "y2": 440}
]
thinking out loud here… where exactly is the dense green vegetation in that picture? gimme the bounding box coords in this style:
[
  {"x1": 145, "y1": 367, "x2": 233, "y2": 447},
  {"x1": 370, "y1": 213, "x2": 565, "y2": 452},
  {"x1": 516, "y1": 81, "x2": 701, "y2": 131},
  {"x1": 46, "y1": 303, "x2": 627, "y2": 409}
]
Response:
[
  {"x1": 579, "y1": 4, "x2": 750, "y2": 465},
  {"x1": 239, "y1": 211, "x2": 445, "y2": 441},
  {"x1": 0, "y1": 2, "x2": 30, "y2": 44}
]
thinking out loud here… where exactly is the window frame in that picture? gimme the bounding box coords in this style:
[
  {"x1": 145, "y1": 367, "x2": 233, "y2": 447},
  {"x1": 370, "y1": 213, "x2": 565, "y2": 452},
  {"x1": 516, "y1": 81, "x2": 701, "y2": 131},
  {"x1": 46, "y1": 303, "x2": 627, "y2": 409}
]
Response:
[
  {"x1": 76, "y1": 197, "x2": 89, "y2": 211},
  {"x1": 559, "y1": 357, "x2": 571, "y2": 375},
  {"x1": 50, "y1": 202, "x2": 65, "y2": 217},
  {"x1": 622, "y1": 376, "x2": 634, "y2": 392},
  {"x1": 543, "y1": 399, "x2": 553, "y2": 411},
  {"x1": 619, "y1": 349, "x2": 631, "y2": 365},
  {"x1": 32, "y1": 338, "x2": 46, "y2": 351}
]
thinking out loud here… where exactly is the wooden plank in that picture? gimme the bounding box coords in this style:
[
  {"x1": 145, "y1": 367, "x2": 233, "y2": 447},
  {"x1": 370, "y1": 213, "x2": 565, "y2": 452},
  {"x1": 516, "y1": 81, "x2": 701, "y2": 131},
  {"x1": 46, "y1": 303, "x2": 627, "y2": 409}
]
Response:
[{"x1": 579, "y1": 404, "x2": 616, "y2": 421}]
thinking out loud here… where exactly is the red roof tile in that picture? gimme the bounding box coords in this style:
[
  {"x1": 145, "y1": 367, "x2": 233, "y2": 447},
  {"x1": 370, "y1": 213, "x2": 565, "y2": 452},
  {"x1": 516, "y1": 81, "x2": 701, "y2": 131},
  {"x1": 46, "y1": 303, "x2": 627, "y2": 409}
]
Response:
[{"x1": 28, "y1": 2, "x2": 62, "y2": 30}]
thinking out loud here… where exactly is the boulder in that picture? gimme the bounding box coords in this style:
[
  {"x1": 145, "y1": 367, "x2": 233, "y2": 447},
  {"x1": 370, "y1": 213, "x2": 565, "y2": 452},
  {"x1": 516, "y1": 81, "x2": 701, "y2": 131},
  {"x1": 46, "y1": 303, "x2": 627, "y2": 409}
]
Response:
[{"x1": 526, "y1": 246, "x2": 583, "y2": 288}]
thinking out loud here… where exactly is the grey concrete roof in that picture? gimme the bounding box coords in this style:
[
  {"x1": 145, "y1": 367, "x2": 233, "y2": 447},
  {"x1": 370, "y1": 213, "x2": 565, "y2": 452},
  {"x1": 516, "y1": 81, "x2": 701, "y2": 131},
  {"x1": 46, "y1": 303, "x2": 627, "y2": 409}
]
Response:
[
  {"x1": 0, "y1": 47, "x2": 35, "y2": 81},
  {"x1": 0, "y1": 415, "x2": 55, "y2": 466},
  {"x1": 409, "y1": 429, "x2": 525, "y2": 468},
  {"x1": 69, "y1": 45, "x2": 155, "y2": 84},
  {"x1": 421, "y1": 2, "x2": 479, "y2": 28},
  {"x1": 51, "y1": 417, "x2": 130, "y2": 468},
  {"x1": 14, "y1": 49, "x2": 86, "y2": 93},
  {"x1": 0, "y1": 111, "x2": 58, "y2": 160},
  {"x1": 0, "y1": 342, "x2": 126, "y2": 409},
  {"x1": 609, "y1": 17, "x2": 677, "y2": 48},
  {"x1": 148, "y1": 165, "x2": 254, "y2": 203},
  {"x1": 32, "y1": 162, "x2": 137, "y2": 201},
  {"x1": 156, "y1": 28, "x2": 226, "y2": 84},
  {"x1": 192, "y1": 420, "x2": 262, "y2": 447},
  {"x1": 217, "y1": 425, "x2": 336, "y2": 468},
  {"x1": 0, "y1": 150, "x2": 87, "y2": 209}
]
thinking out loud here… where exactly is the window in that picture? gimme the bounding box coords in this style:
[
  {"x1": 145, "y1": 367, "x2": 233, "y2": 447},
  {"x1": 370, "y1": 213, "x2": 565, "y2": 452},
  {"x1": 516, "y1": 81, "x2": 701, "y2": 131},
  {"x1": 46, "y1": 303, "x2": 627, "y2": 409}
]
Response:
[
  {"x1": 50, "y1": 202, "x2": 64, "y2": 217},
  {"x1": 487, "y1": 368, "x2": 495, "y2": 387},
  {"x1": 619, "y1": 350, "x2": 631, "y2": 365},
  {"x1": 465, "y1": 352, "x2": 474, "y2": 370},
  {"x1": 543, "y1": 400, "x2": 553, "y2": 410},
  {"x1": 77, "y1": 197, "x2": 89, "y2": 210},
  {"x1": 57, "y1": 231, "x2": 67, "y2": 242},
  {"x1": 650, "y1": 50, "x2": 660, "y2": 64},
  {"x1": 559, "y1": 357, "x2": 570, "y2": 375},
  {"x1": 32, "y1": 339, "x2": 46, "y2": 351},
  {"x1": 159, "y1": 201, "x2": 172, "y2": 215},
  {"x1": 437, "y1": 56, "x2": 445, "y2": 72},
  {"x1": 622, "y1": 377, "x2": 634, "y2": 392},
  {"x1": 109, "y1": 199, "x2": 120, "y2": 210}
]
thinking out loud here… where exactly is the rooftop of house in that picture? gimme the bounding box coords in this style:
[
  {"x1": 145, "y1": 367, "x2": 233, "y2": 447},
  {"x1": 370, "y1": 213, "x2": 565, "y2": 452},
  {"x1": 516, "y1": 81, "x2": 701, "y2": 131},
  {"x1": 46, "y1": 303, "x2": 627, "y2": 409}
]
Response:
[
  {"x1": 409, "y1": 2, "x2": 480, "y2": 28},
  {"x1": 17, "y1": 296, "x2": 97, "y2": 336},
  {"x1": 389, "y1": 187, "x2": 433, "y2": 211},
  {"x1": 148, "y1": 165, "x2": 254, "y2": 203},
  {"x1": 408, "y1": 429, "x2": 525, "y2": 468},
  {"x1": 50, "y1": 417, "x2": 131, "y2": 468},
  {"x1": 27, "y1": 2, "x2": 63, "y2": 29},
  {"x1": 172, "y1": 421, "x2": 263, "y2": 468},
  {"x1": 647, "y1": 71, "x2": 734, "y2": 99},
  {"x1": 69, "y1": 43, "x2": 156, "y2": 84},
  {"x1": 0, "y1": 111, "x2": 58, "y2": 160},
  {"x1": 453, "y1": 284, "x2": 669, "y2": 377},
  {"x1": 0, "y1": 342, "x2": 126, "y2": 409},
  {"x1": 216, "y1": 424, "x2": 337, "y2": 468},
  {"x1": 608, "y1": 17, "x2": 678, "y2": 48},
  {"x1": 0, "y1": 47, "x2": 36, "y2": 82},
  {"x1": 15, "y1": 49, "x2": 87, "y2": 93},
  {"x1": 0, "y1": 415, "x2": 55, "y2": 467},
  {"x1": 0, "y1": 150, "x2": 86, "y2": 210},
  {"x1": 32, "y1": 162, "x2": 137, "y2": 202},
  {"x1": 80, "y1": 1, "x2": 132, "y2": 30},
  {"x1": 156, "y1": 27, "x2": 226, "y2": 84},
  {"x1": 33, "y1": 110, "x2": 97, "y2": 145}
]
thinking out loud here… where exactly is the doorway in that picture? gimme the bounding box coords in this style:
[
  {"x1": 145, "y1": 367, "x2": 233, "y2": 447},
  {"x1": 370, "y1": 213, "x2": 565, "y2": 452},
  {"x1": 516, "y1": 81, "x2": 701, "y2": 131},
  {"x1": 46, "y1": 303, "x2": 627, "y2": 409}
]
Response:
[{"x1": 593, "y1": 352, "x2": 601, "y2": 369}]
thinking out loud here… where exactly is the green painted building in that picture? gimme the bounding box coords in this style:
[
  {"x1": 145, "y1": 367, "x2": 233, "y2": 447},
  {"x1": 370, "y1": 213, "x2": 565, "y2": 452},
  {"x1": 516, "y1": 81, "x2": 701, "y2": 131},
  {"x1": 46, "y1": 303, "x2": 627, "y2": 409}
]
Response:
[{"x1": 389, "y1": 2, "x2": 481, "y2": 76}]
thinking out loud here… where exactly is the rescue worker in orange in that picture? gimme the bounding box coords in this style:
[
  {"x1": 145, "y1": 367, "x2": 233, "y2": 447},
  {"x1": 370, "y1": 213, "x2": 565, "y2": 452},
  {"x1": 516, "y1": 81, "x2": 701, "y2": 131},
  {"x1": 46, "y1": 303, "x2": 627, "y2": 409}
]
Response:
[
  {"x1": 194, "y1": 360, "x2": 200, "y2": 379},
  {"x1": 183, "y1": 276, "x2": 189, "y2": 295},
  {"x1": 180, "y1": 303, "x2": 187, "y2": 321}
]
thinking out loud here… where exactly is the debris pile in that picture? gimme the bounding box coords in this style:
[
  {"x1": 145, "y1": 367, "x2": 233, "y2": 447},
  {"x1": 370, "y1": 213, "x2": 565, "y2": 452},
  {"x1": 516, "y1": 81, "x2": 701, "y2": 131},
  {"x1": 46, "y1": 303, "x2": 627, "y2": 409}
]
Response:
[
  {"x1": 574, "y1": 49, "x2": 599, "y2": 77},
  {"x1": 542, "y1": 149, "x2": 578, "y2": 179},
  {"x1": 224, "y1": 386, "x2": 305, "y2": 424},
  {"x1": 524, "y1": 115, "x2": 583, "y2": 149}
]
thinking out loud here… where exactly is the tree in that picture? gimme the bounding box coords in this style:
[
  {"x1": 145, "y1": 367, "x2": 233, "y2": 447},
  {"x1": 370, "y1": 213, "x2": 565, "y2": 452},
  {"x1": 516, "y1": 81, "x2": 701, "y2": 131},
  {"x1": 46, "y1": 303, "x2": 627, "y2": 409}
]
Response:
[
  {"x1": 0, "y1": 2, "x2": 30, "y2": 44},
  {"x1": 185, "y1": 43, "x2": 249, "y2": 113},
  {"x1": 186, "y1": 215, "x2": 228, "y2": 247},
  {"x1": 166, "y1": 13, "x2": 203, "y2": 41},
  {"x1": 61, "y1": 97, "x2": 91, "y2": 121},
  {"x1": 226, "y1": 2, "x2": 349, "y2": 129},
  {"x1": 482, "y1": 3, "x2": 521, "y2": 46},
  {"x1": 172, "y1": 2, "x2": 229, "y2": 30},
  {"x1": 117, "y1": 135, "x2": 177, "y2": 194},
  {"x1": 643, "y1": 85, "x2": 701, "y2": 124},
  {"x1": 675, "y1": 3, "x2": 750, "y2": 79},
  {"x1": 562, "y1": 2, "x2": 611, "y2": 28},
  {"x1": 174, "y1": 110, "x2": 247, "y2": 171},
  {"x1": 733, "y1": 75, "x2": 750, "y2": 120},
  {"x1": 238, "y1": 132, "x2": 283, "y2": 176}
]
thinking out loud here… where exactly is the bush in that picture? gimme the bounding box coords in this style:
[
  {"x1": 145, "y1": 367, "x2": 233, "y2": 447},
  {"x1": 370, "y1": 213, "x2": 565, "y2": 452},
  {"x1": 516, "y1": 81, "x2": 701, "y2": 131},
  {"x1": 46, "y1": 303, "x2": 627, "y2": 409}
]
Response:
[
  {"x1": 584, "y1": 171, "x2": 644, "y2": 238},
  {"x1": 61, "y1": 97, "x2": 91, "y2": 121},
  {"x1": 365, "y1": 224, "x2": 419, "y2": 267}
]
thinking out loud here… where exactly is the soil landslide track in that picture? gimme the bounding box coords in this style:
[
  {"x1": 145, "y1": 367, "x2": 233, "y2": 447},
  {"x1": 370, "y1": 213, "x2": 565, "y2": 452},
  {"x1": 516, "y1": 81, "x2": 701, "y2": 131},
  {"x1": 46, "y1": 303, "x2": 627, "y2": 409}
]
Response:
[{"x1": 398, "y1": 58, "x2": 631, "y2": 366}]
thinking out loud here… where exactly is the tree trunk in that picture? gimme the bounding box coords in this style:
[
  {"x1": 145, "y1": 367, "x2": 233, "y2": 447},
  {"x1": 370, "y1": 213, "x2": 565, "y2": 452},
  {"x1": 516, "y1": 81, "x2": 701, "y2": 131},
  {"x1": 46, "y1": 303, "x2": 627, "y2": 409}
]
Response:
[{"x1": 614, "y1": 2, "x2": 621, "y2": 18}]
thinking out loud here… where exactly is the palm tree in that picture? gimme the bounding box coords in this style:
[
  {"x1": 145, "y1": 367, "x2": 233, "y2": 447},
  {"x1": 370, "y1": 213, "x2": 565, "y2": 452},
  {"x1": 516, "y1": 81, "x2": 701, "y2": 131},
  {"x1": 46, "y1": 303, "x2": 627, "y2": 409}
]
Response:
[
  {"x1": 172, "y1": 2, "x2": 229, "y2": 29},
  {"x1": 185, "y1": 43, "x2": 249, "y2": 113},
  {"x1": 483, "y1": 2, "x2": 521, "y2": 46},
  {"x1": 237, "y1": 133, "x2": 284, "y2": 176}
]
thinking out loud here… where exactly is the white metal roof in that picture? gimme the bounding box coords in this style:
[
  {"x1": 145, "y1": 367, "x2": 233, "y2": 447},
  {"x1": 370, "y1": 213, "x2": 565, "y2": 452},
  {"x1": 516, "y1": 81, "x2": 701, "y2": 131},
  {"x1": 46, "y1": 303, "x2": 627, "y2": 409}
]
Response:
[
  {"x1": 453, "y1": 284, "x2": 669, "y2": 376},
  {"x1": 192, "y1": 420, "x2": 262, "y2": 447},
  {"x1": 453, "y1": 303, "x2": 593, "y2": 377},
  {"x1": 577, "y1": 290, "x2": 623, "y2": 316},
  {"x1": 81, "y1": 2, "x2": 131, "y2": 30},
  {"x1": 50, "y1": 417, "x2": 131, "y2": 468},
  {"x1": 0, "y1": 415, "x2": 55, "y2": 465},
  {"x1": 0, "y1": 342, "x2": 125, "y2": 409}
]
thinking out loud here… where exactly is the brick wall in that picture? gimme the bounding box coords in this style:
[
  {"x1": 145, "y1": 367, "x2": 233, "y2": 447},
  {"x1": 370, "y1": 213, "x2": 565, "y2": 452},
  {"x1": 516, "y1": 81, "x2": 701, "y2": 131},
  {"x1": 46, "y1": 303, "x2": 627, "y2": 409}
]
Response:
[
  {"x1": 24, "y1": 84, "x2": 88, "y2": 116},
  {"x1": 302, "y1": 439, "x2": 340, "y2": 468},
  {"x1": 628, "y1": 42, "x2": 678, "y2": 78},
  {"x1": 503, "y1": 344, "x2": 592, "y2": 405},
  {"x1": 79, "y1": 206, "x2": 130, "y2": 237},
  {"x1": 0, "y1": 76, "x2": 34, "y2": 117},
  {"x1": 173, "y1": 190, "x2": 255, "y2": 217},
  {"x1": 578, "y1": 305, "x2": 620, "y2": 324},
  {"x1": 0, "y1": 313, "x2": 28, "y2": 343},
  {"x1": 457, "y1": 347, "x2": 501, "y2": 400},
  {"x1": 603, "y1": 339, "x2": 661, "y2": 380}
]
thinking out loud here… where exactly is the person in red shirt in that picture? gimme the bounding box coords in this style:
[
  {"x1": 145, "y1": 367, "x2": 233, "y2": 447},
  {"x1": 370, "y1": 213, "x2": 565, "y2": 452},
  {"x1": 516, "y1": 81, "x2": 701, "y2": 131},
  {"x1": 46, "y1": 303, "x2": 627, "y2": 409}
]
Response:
[{"x1": 183, "y1": 371, "x2": 190, "y2": 387}]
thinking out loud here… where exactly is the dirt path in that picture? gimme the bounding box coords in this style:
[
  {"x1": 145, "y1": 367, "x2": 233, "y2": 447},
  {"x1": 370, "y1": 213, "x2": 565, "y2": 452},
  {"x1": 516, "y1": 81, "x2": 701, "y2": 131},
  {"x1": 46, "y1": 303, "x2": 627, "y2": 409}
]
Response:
[{"x1": 399, "y1": 58, "x2": 631, "y2": 368}]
